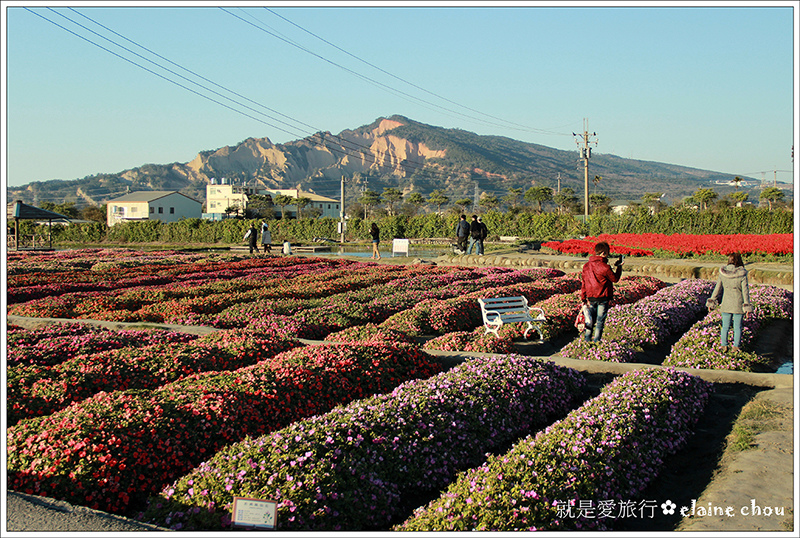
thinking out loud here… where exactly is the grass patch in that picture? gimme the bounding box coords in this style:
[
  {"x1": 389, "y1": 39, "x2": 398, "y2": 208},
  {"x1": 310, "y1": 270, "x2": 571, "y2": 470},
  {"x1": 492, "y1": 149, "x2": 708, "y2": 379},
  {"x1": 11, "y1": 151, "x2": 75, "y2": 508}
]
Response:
[{"x1": 726, "y1": 398, "x2": 785, "y2": 453}]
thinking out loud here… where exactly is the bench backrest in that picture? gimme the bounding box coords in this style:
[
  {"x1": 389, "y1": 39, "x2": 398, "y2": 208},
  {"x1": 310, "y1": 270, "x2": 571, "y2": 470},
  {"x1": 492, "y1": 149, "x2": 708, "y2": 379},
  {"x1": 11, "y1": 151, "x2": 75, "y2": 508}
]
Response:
[{"x1": 478, "y1": 296, "x2": 530, "y2": 317}]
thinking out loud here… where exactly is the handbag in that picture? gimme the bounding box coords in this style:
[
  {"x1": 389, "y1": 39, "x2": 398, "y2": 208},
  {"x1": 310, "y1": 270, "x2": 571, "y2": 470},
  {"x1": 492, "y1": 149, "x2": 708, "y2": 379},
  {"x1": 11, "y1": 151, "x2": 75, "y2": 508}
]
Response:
[
  {"x1": 582, "y1": 304, "x2": 593, "y2": 329},
  {"x1": 574, "y1": 310, "x2": 586, "y2": 331}
]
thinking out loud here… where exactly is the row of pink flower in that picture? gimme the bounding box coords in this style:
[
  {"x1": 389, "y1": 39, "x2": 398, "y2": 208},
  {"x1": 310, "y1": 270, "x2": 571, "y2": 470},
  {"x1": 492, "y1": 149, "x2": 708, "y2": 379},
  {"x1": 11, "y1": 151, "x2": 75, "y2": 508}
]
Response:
[
  {"x1": 663, "y1": 285, "x2": 793, "y2": 371},
  {"x1": 7, "y1": 323, "x2": 197, "y2": 366},
  {"x1": 396, "y1": 367, "x2": 711, "y2": 531},
  {"x1": 7, "y1": 341, "x2": 441, "y2": 516},
  {"x1": 137, "y1": 355, "x2": 588, "y2": 531}
]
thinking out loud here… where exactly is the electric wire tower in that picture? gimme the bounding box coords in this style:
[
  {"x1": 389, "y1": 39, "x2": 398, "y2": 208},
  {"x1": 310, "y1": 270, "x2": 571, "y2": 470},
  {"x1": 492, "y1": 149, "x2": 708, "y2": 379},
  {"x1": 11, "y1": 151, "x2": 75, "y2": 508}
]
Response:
[{"x1": 574, "y1": 119, "x2": 598, "y2": 221}]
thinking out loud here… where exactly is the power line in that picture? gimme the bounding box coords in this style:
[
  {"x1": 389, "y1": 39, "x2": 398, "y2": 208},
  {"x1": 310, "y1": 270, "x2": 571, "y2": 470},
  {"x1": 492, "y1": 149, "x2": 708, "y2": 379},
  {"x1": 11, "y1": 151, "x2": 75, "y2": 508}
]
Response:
[
  {"x1": 262, "y1": 7, "x2": 572, "y2": 137},
  {"x1": 23, "y1": 7, "x2": 560, "y2": 197}
]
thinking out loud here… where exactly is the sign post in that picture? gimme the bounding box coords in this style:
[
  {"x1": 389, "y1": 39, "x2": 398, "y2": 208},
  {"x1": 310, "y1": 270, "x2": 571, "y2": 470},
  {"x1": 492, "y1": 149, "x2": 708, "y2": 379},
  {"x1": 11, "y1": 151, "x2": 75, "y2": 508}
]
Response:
[{"x1": 231, "y1": 496, "x2": 277, "y2": 530}]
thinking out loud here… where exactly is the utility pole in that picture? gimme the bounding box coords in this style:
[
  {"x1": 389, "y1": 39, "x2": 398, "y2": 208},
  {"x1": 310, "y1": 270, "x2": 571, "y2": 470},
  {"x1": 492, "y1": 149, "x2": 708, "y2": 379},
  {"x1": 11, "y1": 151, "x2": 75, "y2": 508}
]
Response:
[
  {"x1": 339, "y1": 176, "x2": 345, "y2": 243},
  {"x1": 473, "y1": 182, "x2": 480, "y2": 210},
  {"x1": 574, "y1": 119, "x2": 598, "y2": 221}
]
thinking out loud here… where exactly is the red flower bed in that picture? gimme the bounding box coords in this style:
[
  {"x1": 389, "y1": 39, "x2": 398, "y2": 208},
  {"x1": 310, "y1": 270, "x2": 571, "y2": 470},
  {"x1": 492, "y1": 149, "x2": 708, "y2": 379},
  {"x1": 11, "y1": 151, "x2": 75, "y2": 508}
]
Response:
[
  {"x1": 7, "y1": 343, "x2": 441, "y2": 516},
  {"x1": 542, "y1": 233, "x2": 792, "y2": 257}
]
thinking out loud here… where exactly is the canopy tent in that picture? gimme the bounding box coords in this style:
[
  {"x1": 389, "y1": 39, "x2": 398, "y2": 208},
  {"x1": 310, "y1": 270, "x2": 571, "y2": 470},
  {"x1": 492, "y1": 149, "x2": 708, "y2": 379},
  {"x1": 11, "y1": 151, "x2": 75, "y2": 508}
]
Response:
[{"x1": 7, "y1": 200, "x2": 73, "y2": 251}]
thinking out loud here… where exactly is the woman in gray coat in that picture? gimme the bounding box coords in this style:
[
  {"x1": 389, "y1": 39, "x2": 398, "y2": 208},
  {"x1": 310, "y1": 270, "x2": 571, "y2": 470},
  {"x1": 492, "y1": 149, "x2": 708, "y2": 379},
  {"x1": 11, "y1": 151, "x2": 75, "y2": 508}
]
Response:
[{"x1": 706, "y1": 252, "x2": 753, "y2": 352}]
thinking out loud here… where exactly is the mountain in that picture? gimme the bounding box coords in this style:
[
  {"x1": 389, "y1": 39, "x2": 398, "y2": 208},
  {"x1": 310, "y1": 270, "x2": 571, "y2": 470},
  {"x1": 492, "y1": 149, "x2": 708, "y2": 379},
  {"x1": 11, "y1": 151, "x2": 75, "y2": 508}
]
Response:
[{"x1": 6, "y1": 115, "x2": 759, "y2": 209}]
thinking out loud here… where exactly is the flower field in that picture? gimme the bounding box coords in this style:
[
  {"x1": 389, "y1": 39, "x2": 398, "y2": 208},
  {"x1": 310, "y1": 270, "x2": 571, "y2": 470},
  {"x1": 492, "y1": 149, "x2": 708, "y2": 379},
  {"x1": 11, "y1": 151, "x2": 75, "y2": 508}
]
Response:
[
  {"x1": 542, "y1": 233, "x2": 793, "y2": 257},
  {"x1": 5, "y1": 248, "x2": 793, "y2": 530}
]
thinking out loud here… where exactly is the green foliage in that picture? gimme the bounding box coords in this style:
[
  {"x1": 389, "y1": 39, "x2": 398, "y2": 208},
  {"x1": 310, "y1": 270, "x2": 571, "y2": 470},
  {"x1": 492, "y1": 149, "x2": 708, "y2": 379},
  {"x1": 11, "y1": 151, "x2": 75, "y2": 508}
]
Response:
[
  {"x1": 589, "y1": 206, "x2": 792, "y2": 236},
  {"x1": 47, "y1": 205, "x2": 792, "y2": 246}
]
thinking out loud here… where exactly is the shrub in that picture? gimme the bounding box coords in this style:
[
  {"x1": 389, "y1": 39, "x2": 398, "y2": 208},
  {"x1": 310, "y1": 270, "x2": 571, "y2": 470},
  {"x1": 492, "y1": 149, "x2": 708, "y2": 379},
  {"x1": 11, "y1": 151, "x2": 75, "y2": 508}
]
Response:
[{"x1": 397, "y1": 368, "x2": 711, "y2": 531}]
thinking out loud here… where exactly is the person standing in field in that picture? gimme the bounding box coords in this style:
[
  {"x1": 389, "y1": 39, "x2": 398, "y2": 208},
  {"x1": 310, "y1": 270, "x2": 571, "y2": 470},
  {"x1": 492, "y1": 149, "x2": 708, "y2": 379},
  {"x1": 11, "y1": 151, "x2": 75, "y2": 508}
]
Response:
[
  {"x1": 244, "y1": 223, "x2": 259, "y2": 254},
  {"x1": 455, "y1": 214, "x2": 470, "y2": 253},
  {"x1": 260, "y1": 221, "x2": 272, "y2": 254},
  {"x1": 467, "y1": 215, "x2": 481, "y2": 255},
  {"x1": 369, "y1": 222, "x2": 381, "y2": 260},
  {"x1": 580, "y1": 241, "x2": 623, "y2": 341},
  {"x1": 477, "y1": 216, "x2": 488, "y2": 255},
  {"x1": 706, "y1": 252, "x2": 753, "y2": 352}
]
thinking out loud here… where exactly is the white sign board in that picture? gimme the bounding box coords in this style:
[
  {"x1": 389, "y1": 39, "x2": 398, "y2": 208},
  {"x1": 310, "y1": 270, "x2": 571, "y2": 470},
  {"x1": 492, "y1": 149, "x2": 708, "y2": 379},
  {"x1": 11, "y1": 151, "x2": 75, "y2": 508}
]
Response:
[
  {"x1": 231, "y1": 496, "x2": 277, "y2": 530},
  {"x1": 392, "y1": 238, "x2": 410, "y2": 255}
]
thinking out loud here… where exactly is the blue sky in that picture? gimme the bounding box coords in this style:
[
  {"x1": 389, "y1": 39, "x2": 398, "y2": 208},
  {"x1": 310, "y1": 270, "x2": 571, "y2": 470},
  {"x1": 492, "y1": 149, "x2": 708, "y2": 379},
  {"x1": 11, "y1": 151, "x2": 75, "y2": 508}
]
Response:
[{"x1": 3, "y1": 1, "x2": 797, "y2": 192}]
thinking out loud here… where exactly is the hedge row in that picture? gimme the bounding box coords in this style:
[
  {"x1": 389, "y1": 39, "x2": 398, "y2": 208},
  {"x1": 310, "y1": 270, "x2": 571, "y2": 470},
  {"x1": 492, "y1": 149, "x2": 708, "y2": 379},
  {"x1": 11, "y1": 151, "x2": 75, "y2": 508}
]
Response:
[
  {"x1": 49, "y1": 206, "x2": 792, "y2": 245},
  {"x1": 7, "y1": 342, "x2": 441, "y2": 516},
  {"x1": 396, "y1": 368, "x2": 711, "y2": 531},
  {"x1": 138, "y1": 355, "x2": 587, "y2": 531}
]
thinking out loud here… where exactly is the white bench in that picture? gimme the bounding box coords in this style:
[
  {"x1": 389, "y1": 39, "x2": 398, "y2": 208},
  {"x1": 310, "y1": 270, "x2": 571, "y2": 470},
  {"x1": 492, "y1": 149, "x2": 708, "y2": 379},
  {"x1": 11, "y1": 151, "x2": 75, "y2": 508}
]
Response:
[{"x1": 478, "y1": 296, "x2": 547, "y2": 340}]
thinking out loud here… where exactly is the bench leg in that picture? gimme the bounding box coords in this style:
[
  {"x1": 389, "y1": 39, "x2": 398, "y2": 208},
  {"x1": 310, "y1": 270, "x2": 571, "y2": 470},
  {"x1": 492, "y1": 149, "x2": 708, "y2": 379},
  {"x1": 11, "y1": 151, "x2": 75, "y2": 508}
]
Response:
[
  {"x1": 484, "y1": 324, "x2": 502, "y2": 339},
  {"x1": 523, "y1": 321, "x2": 545, "y2": 340}
]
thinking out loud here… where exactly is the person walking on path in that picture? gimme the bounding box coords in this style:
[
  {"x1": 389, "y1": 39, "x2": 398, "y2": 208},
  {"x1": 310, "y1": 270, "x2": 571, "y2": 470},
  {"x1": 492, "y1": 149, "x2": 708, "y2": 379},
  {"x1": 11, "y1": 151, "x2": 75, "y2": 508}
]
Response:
[
  {"x1": 455, "y1": 214, "x2": 470, "y2": 253},
  {"x1": 477, "y1": 216, "x2": 489, "y2": 255},
  {"x1": 369, "y1": 223, "x2": 381, "y2": 260},
  {"x1": 580, "y1": 241, "x2": 623, "y2": 341},
  {"x1": 466, "y1": 215, "x2": 481, "y2": 255},
  {"x1": 244, "y1": 223, "x2": 259, "y2": 254},
  {"x1": 260, "y1": 221, "x2": 272, "y2": 254},
  {"x1": 706, "y1": 252, "x2": 753, "y2": 352}
]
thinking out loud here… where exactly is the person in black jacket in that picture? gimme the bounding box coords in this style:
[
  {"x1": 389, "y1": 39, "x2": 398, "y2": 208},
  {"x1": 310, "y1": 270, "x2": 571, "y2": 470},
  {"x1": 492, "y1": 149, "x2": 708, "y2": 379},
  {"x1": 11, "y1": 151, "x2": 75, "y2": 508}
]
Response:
[
  {"x1": 369, "y1": 223, "x2": 381, "y2": 260},
  {"x1": 244, "y1": 223, "x2": 259, "y2": 254},
  {"x1": 467, "y1": 215, "x2": 481, "y2": 255},
  {"x1": 455, "y1": 214, "x2": 470, "y2": 253},
  {"x1": 477, "y1": 216, "x2": 488, "y2": 255}
]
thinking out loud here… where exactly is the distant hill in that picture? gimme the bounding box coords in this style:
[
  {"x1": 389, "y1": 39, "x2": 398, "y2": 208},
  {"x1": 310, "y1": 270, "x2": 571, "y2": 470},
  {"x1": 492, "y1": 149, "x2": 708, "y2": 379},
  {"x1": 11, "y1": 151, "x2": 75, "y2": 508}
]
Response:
[{"x1": 6, "y1": 115, "x2": 777, "y2": 209}]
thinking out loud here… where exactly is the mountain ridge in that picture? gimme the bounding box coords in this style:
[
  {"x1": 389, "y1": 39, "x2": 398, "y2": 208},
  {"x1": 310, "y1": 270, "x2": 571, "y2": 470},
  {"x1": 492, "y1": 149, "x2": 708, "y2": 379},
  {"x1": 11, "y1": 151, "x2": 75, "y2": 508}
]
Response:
[{"x1": 7, "y1": 115, "x2": 758, "y2": 209}]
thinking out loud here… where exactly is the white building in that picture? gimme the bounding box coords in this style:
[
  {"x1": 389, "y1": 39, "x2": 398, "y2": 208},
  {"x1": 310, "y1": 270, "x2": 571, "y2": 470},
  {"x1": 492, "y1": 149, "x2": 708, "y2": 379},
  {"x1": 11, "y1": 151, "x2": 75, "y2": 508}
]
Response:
[
  {"x1": 107, "y1": 191, "x2": 202, "y2": 227},
  {"x1": 204, "y1": 180, "x2": 340, "y2": 220}
]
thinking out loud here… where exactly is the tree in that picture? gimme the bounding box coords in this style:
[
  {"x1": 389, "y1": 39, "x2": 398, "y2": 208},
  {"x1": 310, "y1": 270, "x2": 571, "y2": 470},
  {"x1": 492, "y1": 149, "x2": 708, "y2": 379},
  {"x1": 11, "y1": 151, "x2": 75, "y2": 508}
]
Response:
[
  {"x1": 502, "y1": 187, "x2": 523, "y2": 210},
  {"x1": 404, "y1": 192, "x2": 426, "y2": 216},
  {"x1": 427, "y1": 189, "x2": 450, "y2": 214},
  {"x1": 245, "y1": 194, "x2": 274, "y2": 219},
  {"x1": 295, "y1": 197, "x2": 311, "y2": 219},
  {"x1": 381, "y1": 187, "x2": 404, "y2": 216},
  {"x1": 641, "y1": 192, "x2": 665, "y2": 214},
  {"x1": 273, "y1": 194, "x2": 295, "y2": 219},
  {"x1": 224, "y1": 204, "x2": 242, "y2": 218},
  {"x1": 733, "y1": 176, "x2": 743, "y2": 190},
  {"x1": 553, "y1": 187, "x2": 577, "y2": 215},
  {"x1": 40, "y1": 201, "x2": 81, "y2": 219},
  {"x1": 479, "y1": 193, "x2": 499, "y2": 212},
  {"x1": 524, "y1": 185, "x2": 553, "y2": 212},
  {"x1": 692, "y1": 188, "x2": 718, "y2": 210},
  {"x1": 759, "y1": 186, "x2": 785, "y2": 210},
  {"x1": 730, "y1": 191, "x2": 749, "y2": 207},
  {"x1": 82, "y1": 205, "x2": 106, "y2": 223},
  {"x1": 589, "y1": 193, "x2": 612, "y2": 214},
  {"x1": 453, "y1": 198, "x2": 473, "y2": 213},
  {"x1": 358, "y1": 189, "x2": 382, "y2": 218}
]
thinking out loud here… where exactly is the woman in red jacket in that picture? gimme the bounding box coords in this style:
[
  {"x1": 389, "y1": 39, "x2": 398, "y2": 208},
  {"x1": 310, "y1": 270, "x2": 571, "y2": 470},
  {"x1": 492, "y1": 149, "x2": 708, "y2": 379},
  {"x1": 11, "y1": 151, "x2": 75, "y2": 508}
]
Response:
[{"x1": 580, "y1": 241, "x2": 623, "y2": 341}]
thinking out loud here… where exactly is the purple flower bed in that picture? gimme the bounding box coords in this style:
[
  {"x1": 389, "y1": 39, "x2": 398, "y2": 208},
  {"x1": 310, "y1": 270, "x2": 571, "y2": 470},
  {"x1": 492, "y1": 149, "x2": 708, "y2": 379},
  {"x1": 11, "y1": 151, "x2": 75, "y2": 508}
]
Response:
[
  {"x1": 601, "y1": 279, "x2": 716, "y2": 347},
  {"x1": 396, "y1": 367, "x2": 711, "y2": 531},
  {"x1": 558, "y1": 338, "x2": 638, "y2": 363},
  {"x1": 138, "y1": 355, "x2": 587, "y2": 531},
  {"x1": 663, "y1": 284, "x2": 794, "y2": 371}
]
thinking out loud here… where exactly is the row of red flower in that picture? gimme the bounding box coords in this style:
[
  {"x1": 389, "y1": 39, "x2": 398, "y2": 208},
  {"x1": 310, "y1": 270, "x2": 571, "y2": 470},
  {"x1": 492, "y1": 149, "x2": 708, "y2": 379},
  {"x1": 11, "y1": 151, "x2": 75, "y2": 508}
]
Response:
[
  {"x1": 542, "y1": 233, "x2": 793, "y2": 257},
  {"x1": 7, "y1": 341, "x2": 442, "y2": 516}
]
